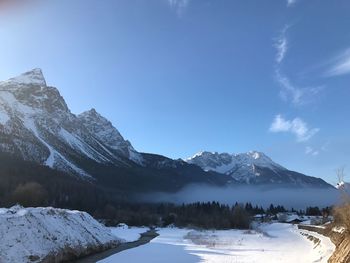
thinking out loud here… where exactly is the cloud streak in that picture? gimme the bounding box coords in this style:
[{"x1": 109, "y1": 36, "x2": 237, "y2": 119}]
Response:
[
  {"x1": 167, "y1": 0, "x2": 190, "y2": 17},
  {"x1": 275, "y1": 70, "x2": 323, "y2": 106},
  {"x1": 269, "y1": 114, "x2": 319, "y2": 142},
  {"x1": 274, "y1": 28, "x2": 288, "y2": 64},
  {"x1": 273, "y1": 25, "x2": 324, "y2": 106},
  {"x1": 305, "y1": 146, "x2": 319, "y2": 156},
  {"x1": 325, "y1": 48, "x2": 350, "y2": 77}
]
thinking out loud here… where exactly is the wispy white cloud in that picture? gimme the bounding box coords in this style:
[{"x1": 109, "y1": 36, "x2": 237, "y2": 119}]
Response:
[
  {"x1": 321, "y1": 141, "x2": 330, "y2": 152},
  {"x1": 274, "y1": 27, "x2": 288, "y2": 64},
  {"x1": 275, "y1": 70, "x2": 323, "y2": 105},
  {"x1": 325, "y1": 48, "x2": 350, "y2": 77},
  {"x1": 305, "y1": 146, "x2": 319, "y2": 156},
  {"x1": 167, "y1": 0, "x2": 190, "y2": 17},
  {"x1": 275, "y1": 70, "x2": 302, "y2": 104},
  {"x1": 269, "y1": 114, "x2": 319, "y2": 142},
  {"x1": 273, "y1": 24, "x2": 324, "y2": 106}
]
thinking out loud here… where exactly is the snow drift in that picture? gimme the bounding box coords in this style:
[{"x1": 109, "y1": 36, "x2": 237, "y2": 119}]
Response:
[{"x1": 0, "y1": 206, "x2": 121, "y2": 263}]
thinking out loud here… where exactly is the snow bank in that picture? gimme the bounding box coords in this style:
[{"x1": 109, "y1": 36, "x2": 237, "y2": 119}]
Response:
[
  {"x1": 109, "y1": 224, "x2": 149, "y2": 242},
  {"x1": 0, "y1": 206, "x2": 121, "y2": 263},
  {"x1": 299, "y1": 228, "x2": 335, "y2": 263}
]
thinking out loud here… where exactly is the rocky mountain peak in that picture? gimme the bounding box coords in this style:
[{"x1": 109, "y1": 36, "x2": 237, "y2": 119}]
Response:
[
  {"x1": 0, "y1": 68, "x2": 47, "y2": 87},
  {"x1": 78, "y1": 109, "x2": 122, "y2": 140},
  {"x1": 0, "y1": 69, "x2": 69, "y2": 116},
  {"x1": 0, "y1": 69, "x2": 145, "y2": 176},
  {"x1": 78, "y1": 108, "x2": 144, "y2": 165}
]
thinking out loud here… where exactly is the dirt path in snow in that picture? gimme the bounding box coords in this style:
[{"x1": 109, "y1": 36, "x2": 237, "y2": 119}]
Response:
[{"x1": 73, "y1": 229, "x2": 159, "y2": 263}]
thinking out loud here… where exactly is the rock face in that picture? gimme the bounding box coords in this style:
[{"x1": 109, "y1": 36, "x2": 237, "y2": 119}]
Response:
[{"x1": 186, "y1": 151, "x2": 332, "y2": 188}]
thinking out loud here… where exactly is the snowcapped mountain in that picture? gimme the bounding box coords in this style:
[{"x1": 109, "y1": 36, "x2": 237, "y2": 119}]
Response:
[
  {"x1": 0, "y1": 69, "x2": 229, "y2": 193},
  {"x1": 0, "y1": 69, "x2": 142, "y2": 177},
  {"x1": 186, "y1": 151, "x2": 332, "y2": 187},
  {"x1": 187, "y1": 151, "x2": 284, "y2": 177},
  {"x1": 0, "y1": 69, "x2": 333, "y2": 194}
]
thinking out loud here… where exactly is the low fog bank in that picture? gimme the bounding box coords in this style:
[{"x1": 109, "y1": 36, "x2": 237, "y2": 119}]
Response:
[{"x1": 141, "y1": 185, "x2": 340, "y2": 209}]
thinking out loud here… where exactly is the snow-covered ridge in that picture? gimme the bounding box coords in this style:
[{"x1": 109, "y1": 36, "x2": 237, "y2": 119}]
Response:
[
  {"x1": 186, "y1": 151, "x2": 290, "y2": 183},
  {"x1": 185, "y1": 151, "x2": 333, "y2": 187},
  {"x1": 0, "y1": 206, "x2": 120, "y2": 263},
  {"x1": 187, "y1": 150, "x2": 284, "y2": 173}
]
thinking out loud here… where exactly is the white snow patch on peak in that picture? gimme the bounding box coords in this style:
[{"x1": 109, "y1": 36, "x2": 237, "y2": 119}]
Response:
[
  {"x1": 189, "y1": 151, "x2": 219, "y2": 159},
  {"x1": 0, "y1": 68, "x2": 47, "y2": 87},
  {"x1": 249, "y1": 151, "x2": 261, "y2": 159},
  {"x1": 186, "y1": 150, "x2": 285, "y2": 176}
]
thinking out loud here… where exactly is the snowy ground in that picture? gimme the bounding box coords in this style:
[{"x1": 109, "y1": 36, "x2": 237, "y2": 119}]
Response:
[
  {"x1": 0, "y1": 206, "x2": 335, "y2": 263},
  {"x1": 99, "y1": 223, "x2": 335, "y2": 263},
  {"x1": 109, "y1": 224, "x2": 150, "y2": 242},
  {"x1": 0, "y1": 206, "x2": 120, "y2": 263}
]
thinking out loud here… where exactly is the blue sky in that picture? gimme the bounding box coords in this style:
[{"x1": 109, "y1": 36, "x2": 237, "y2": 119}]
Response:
[{"x1": 0, "y1": 0, "x2": 349, "y2": 183}]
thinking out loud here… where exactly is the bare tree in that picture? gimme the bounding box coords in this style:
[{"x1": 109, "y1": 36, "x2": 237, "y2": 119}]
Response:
[
  {"x1": 333, "y1": 167, "x2": 350, "y2": 234},
  {"x1": 336, "y1": 166, "x2": 346, "y2": 189}
]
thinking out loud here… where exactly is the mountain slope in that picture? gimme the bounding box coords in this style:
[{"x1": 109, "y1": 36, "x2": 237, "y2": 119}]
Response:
[
  {"x1": 186, "y1": 151, "x2": 332, "y2": 188},
  {"x1": 0, "y1": 69, "x2": 142, "y2": 177},
  {"x1": 78, "y1": 108, "x2": 143, "y2": 165}
]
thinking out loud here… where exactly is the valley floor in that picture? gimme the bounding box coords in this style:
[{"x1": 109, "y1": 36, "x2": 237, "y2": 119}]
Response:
[
  {"x1": 100, "y1": 223, "x2": 335, "y2": 263},
  {"x1": 0, "y1": 206, "x2": 336, "y2": 263}
]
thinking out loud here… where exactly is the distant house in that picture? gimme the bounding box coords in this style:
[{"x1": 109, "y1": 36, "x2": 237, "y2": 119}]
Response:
[
  {"x1": 277, "y1": 213, "x2": 305, "y2": 224},
  {"x1": 253, "y1": 214, "x2": 267, "y2": 222}
]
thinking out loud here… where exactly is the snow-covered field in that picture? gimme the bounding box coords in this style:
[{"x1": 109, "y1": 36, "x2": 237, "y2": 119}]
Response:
[
  {"x1": 0, "y1": 206, "x2": 335, "y2": 263},
  {"x1": 109, "y1": 224, "x2": 149, "y2": 242},
  {"x1": 0, "y1": 206, "x2": 120, "y2": 263},
  {"x1": 99, "y1": 223, "x2": 335, "y2": 263}
]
